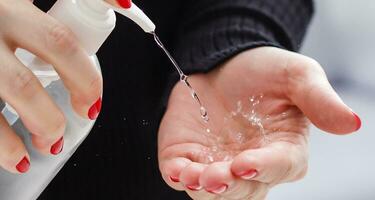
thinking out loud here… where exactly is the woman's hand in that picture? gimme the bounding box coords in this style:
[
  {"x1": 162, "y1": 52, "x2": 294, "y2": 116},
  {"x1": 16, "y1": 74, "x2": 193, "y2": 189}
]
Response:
[
  {"x1": 158, "y1": 47, "x2": 361, "y2": 200},
  {"x1": 0, "y1": 0, "x2": 102, "y2": 173}
]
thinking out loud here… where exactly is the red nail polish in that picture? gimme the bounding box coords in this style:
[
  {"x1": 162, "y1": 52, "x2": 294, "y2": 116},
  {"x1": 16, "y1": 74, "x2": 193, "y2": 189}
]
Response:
[
  {"x1": 206, "y1": 184, "x2": 228, "y2": 194},
  {"x1": 16, "y1": 156, "x2": 30, "y2": 173},
  {"x1": 88, "y1": 98, "x2": 102, "y2": 120},
  {"x1": 186, "y1": 184, "x2": 202, "y2": 191},
  {"x1": 236, "y1": 169, "x2": 258, "y2": 180},
  {"x1": 170, "y1": 176, "x2": 180, "y2": 183},
  {"x1": 50, "y1": 137, "x2": 64, "y2": 155},
  {"x1": 116, "y1": 0, "x2": 132, "y2": 8},
  {"x1": 352, "y1": 112, "x2": 362, "y2": 131}
]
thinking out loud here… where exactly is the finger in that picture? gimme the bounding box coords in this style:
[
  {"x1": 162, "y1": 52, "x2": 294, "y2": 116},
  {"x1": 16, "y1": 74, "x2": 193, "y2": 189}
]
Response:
[
  {"x1": 180, "y1": 162, "x2": 219, "y2": 200},
  {"x1": 182, "y1": 161, "x2": 226, "y2": 200},
  {"x1": 0, "y1": 49, "x2": 65, "y2": 155},
  {"x1": 200, "y1": 162, "x2": 232, "y2": 195},
  {"x1": 159, "y1": 157, "x2": 191, "y2": 191},
  {"x1": 231, "y1": 142, "x2": 308, "y2": 184},
  {"x1": 7, "y1": 3, "x2": 103, "y2": 119},
  {"x1": 286, "y1": 54, "x2": 361, "y2": 134},
  {"x1": 200, "y1": 161, "x2": 269, "y2": 200},
  {"x1": 180, "y1": 162, "x2": 207, "y2": 191},
  {"x1": 160, "y1": 159, "x2": 217, "y2": 200},
  {"x1": 0, "y1": 114, "x2": 30, "y2": 174},
  {"x1": 105, "y1": 0, "x2": 132, "y2": 8}
]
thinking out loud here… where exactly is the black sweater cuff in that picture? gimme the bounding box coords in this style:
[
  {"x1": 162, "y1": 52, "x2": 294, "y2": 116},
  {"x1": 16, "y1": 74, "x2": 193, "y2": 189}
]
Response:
[
  {"x1": 162, "y1": 0, "x2": 314, "y2": 107},
  {"x1": 174, "y1": 0, "x2": 313, "y2": 73}
]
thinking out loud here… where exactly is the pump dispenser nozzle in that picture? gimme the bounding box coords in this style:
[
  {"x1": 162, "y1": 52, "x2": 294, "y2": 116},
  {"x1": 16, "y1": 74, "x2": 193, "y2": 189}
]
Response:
[
  {"x1": 92, "y1": 0, "x2": 156, "y2": 33},
  {"x1": 106, "y1": 3, "x2": 156, "y2": 33}
]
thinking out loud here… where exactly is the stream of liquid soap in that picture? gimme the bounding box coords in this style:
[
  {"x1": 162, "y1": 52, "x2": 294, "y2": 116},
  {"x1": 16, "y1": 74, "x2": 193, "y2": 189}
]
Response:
[{"x1": 152, "y1": 32, "x2": 209, "y2": 123}]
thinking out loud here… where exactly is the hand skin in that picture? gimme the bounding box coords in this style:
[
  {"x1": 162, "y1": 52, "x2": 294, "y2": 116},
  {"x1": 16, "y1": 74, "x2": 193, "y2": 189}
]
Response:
[
  {"x1": 158, "y1": 47, "x2": 361, "y2": 200},
  {"x1": 0, "y1": 0, "x2": 102, "y2": 173}
]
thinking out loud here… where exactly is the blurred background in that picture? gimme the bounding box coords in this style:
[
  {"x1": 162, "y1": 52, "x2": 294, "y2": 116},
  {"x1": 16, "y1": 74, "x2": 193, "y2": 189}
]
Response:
[{"x1": 268, "y1": 0, "x2": 375, "y2": 199}]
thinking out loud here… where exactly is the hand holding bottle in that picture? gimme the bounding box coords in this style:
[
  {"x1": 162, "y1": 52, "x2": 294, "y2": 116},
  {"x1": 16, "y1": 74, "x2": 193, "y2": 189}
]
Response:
[{"x1": 0, "y1": 0, "x2": 103, "y2": 174}]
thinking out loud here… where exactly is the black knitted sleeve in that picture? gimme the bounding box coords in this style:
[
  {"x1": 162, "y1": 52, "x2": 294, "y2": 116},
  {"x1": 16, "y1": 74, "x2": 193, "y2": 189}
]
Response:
[{"x1": 173, "y1": 0, "x2": 314, "y2": 75}]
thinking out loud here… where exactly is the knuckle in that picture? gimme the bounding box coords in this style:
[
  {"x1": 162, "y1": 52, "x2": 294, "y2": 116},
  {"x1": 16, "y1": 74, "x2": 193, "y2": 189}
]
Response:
[
  {"x1": 8, "y1": 69, "x2": 39, "y2": 98},
  {"x1": 72, "y1": 74, "x2": 102, "y2": 105},
  {"x1": 295, "y1": 165, "x2": 308, "y2": 180},
  {"x1": 284, "y1": 56, "x2": 308, "y2": 84},
  {"x1": 281, "y1": 154, "x2": 294, "y2": 179},
  {"x1": 279, "y1": 145, "x2": 308, "y2": 183},
  {"x1": 301, "y1": 56, "x2": 326, "y2": 76},
  {"x1": 284, "y1": 54, "x2": 324, "y2": 96},
  {"x1": 286, "y1": 156, "x2": 297, "y2": 178},
  {"x1": 87, "y1": 74, "x2": 103, "y2": 97},
  {"x1": 292, "y1": 152, "x2": 309, "y2": 181},
  {"x1": 5, "y1": 144, "x2": 22, "y2": 159},
  {"x1": 48, "y1": 113, "x2": 66, "y2": 136},
  {"x1": 35, "y1": 112, "x2": 66, "y2": 141},
  {"x1": 46, "y1": 23, "x2": 79, "y2": 53},
  {"x1": 0, "y1": 142, "x2": 24, "y2": 166}
]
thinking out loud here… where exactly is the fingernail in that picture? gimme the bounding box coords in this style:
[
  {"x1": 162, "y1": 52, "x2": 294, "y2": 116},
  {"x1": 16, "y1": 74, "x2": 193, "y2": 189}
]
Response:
[
  {"x1": 352, "y1": 112, "x2": 362, "y2": 131},
  {"x1": 236, "y1": 169, "x2": 258, "y2": 180},
  {"x1": 206, "y1": 184, "x2": 228, "y2": 194},
  {"x1": 88, "y1": 98, "x2": 102, "y2": 120},
  {"x1": 170, "y1": 176, "x2": 180, "y2": 183},
  {"x1": 116, "y1": 0, "x2": 132, "y2": 8},
  {"x1": 186, "y1": 184, "x2": 203, "y2": 191},
  {"x1": 16, "y1": 156, "x2": 30, "y2": 173},
  {"x1": 50, "y1": 137, "x2": 64, "y2": 155}
]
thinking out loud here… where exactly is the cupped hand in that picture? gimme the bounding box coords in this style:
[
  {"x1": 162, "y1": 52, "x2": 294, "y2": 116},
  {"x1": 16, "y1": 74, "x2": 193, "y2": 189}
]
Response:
[
  {"x1": 0, "y1": 0, "x2": 102, "y2": 173},
  {"x1": 158, "y1": 47, "x2": 360, "y2": 200}
]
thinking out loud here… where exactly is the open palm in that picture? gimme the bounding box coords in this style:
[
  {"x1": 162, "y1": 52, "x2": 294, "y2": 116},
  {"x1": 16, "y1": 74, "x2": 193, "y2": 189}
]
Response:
[{"x1": 158, "y1": 47, "x2": 360, "y2": 200}]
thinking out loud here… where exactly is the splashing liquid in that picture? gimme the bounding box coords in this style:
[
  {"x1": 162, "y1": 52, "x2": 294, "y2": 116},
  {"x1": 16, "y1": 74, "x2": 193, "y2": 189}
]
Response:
[
  {"x1": 199, "y1": 95, "x2": 270, "y2": 164},
  {"x1": 152, "y1": 32, "x2": 209, "y2": 123}
]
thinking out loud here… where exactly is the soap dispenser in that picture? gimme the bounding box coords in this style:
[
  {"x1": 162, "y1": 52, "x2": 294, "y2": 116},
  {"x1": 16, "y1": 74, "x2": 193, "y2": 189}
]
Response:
[{"x1": 0, "y1": 0, "x2": 155, "y2": 199}]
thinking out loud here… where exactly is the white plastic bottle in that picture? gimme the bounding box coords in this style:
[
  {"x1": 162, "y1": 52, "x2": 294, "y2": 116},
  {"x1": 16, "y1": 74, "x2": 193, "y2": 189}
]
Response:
[{"x1": 0, "y1": 0, "x2": 155, "y2": 199}]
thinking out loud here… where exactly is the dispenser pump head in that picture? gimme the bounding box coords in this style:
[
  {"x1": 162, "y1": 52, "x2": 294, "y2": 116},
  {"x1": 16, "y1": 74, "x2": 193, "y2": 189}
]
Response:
[
  {"x1": 96, "y1": 0, "x2": 156, "y2": 33},
  {"x1": 48, "y1": 0, "x2": 156, "y2": 55}
]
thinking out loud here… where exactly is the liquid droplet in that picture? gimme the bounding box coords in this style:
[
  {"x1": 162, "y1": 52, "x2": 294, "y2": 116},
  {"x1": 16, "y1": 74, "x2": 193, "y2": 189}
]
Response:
[
  {"x1": 236, "y1": 101, "x2": 242, "y2": 113},
  {"x1": 152, "y1": 32, "x2": 210, "y2": 124},
  {"x1": 180, "y1": 74, "x2": 188, "y2": 82},
  {"x1": 200, "y1": 106, "x2": 209, "y2": 122},
  {"x1": 142, "y1": 120, "x2": 149, "y2": 126}
]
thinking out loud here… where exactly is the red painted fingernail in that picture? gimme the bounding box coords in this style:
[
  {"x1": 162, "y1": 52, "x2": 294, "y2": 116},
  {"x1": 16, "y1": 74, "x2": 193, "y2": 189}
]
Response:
[
  {"x1": 16, "y1": 156, "x2": 30, "y2": 173},
  {"x1": 116, "y1": 0, "x2": 132, "y2": 8},
  {"x1": 88, "y1": 98, "x2": 102, "y2": 120},
  {"x1": 206, "y1": 184, "x2": 228, "y2": 194},
  {"x1": 50, "y1": 137, "x2": 64, "y2": 155},
  {"x1": 236, "y1": 169, "x2": 258, "y2": 180},
  {"x1": 352, "y1": 112, "x2": 361, "y2": 131},
  {"x1": 186, "y1": 184, "x2": 203, "y2": 191},
  {"x1": 170, "y1": 176, "x2": 180, "y2": 183}
]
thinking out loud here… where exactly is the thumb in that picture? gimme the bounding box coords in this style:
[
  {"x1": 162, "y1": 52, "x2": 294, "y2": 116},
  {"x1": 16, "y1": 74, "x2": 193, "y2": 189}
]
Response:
[{"x1": 286, "y1": 56, "x2": 361, "y2": 134}]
